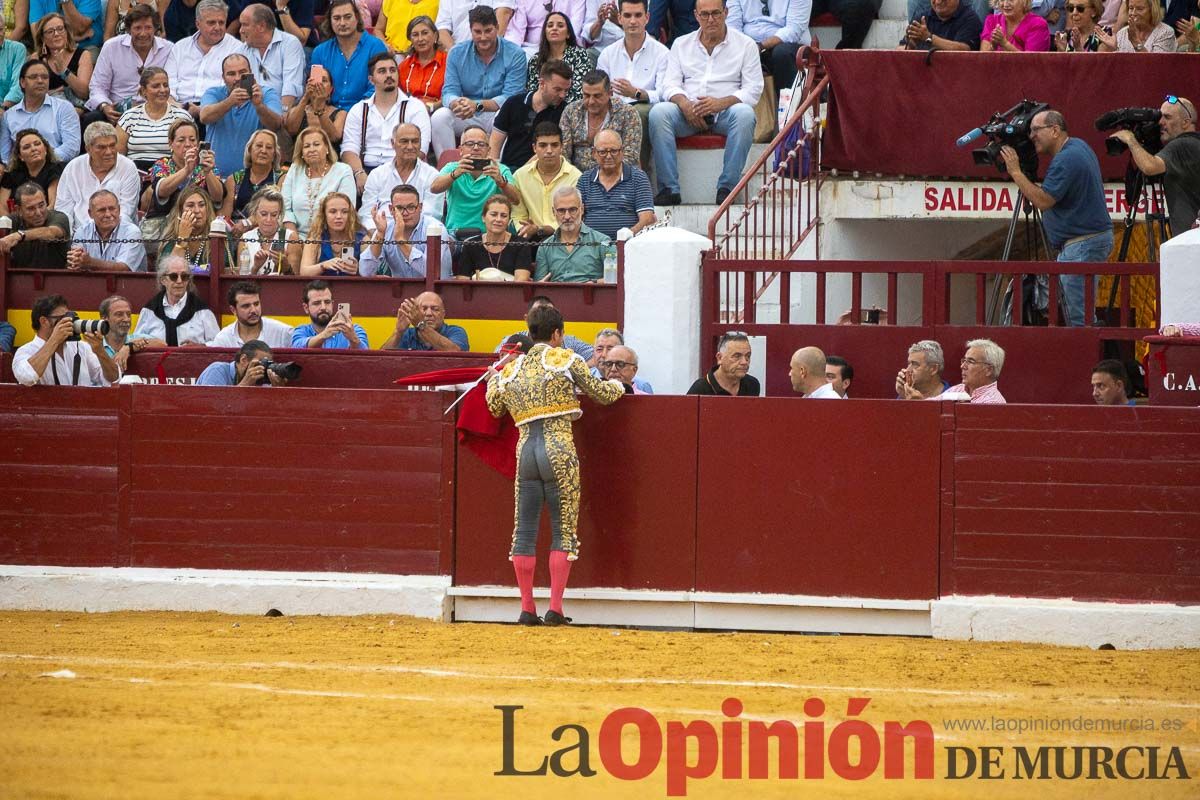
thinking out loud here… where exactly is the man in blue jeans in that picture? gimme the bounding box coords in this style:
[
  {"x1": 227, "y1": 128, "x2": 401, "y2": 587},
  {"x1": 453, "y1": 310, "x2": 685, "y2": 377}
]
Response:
[
  {"x1": 649, "y1": 0, "x2": 763, "y2": 206},
  {"x1": 1001, "y1": 109, "x2": 1112, "y2": 327}
]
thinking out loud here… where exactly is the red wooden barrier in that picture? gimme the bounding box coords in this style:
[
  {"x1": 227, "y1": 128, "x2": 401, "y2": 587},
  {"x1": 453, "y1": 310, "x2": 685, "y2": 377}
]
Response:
[
  {"x1": 1145, "y1": 336, "x2": 1200, "y2": 407},
  {"x1": 453, "y1": 396, "x2": 699, "y2": 590}
]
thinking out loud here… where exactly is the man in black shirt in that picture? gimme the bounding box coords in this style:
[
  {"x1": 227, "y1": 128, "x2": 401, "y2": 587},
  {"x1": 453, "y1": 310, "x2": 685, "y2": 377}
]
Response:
[
  {"x1": 1110, "y1": 95, "x2": 1200, "y2": 237},
  {"x1": 899, "y1": 0, "x2": 983, "y2": 50},
  {"x1": 489, "y1": 59, "x2": 573, "y2": 170},
  {"x1": 687, "y1": 331, "x2": 761, "y2": 396},
  {"x1": 0, "y1": 182, "x2": 70, "y2": 267}
]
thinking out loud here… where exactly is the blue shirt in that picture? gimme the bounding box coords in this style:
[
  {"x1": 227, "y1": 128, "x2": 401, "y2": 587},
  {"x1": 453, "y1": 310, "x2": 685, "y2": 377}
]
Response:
[
  {"x1": 200, "y1": 84, "x2": 283, "y2": 177},
  {"x1": 74, "y1": 219, "x2": 148, "y2": 272},
  {"x1": 579, "y1": 164, "x2": 654, "y2": 240},
  {"x1": 196, "y1": 360, "x2": 239, "y2": 385},
  {"x1": 441, "y1": 39, "x2": 528, "y2": 108},
  {"x1": 396, "y1": 324, "x2": 470, "y2": 351},
  {"x1": 1040, "y1": 138, "x2": 1111, "y2": 250},
  {"x1": 310, "y1": 32, "x2": 389, "y2": 111},
  {"x1": 32, "y1": 0, "x2": 102, "y2": 48},
  {"x1": 0, "y1": 95, "x2": 80, "y2": 162},
  {"x1": 359, "y1": 216, "x2": 452, "y2": 279},
  {"x1": 291, "y1": 323, "x2": 369, "y2": 349}
]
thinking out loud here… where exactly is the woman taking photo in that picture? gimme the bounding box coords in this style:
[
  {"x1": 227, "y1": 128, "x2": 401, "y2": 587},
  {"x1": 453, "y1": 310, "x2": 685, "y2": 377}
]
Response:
[
  {"x1": 525, "y1": 13, "x2": 590, "y2": 102},
  {"x1": 236, "y1": 187, "x2": 300, "y2": 275},
  {"x1": 0, "y1": 130, "x2": 62, "y2": 210},
  {"x1": 116, "y1": 67, "x2": 193, "y2": 170},
  {"x1": 157, "y1": 187, "x2": 235, "y2": 273},
  {"x1": 220, "y1": 129, "x2": 285, "y2": 224},
  {"x1": 981, "y1": 0, "x2": 1052, "y2": 50},
  {"x1": 284, "y1": 66, "x2": 347, "y2": 149},
  {"x1": 396, "y1": 15, "x2": 446, "y2": 113},
  {"x1": 280, "y1": 126, "x2": 356, "y2": 239},
  {"x1": 34, "y1": 13, "x2": 93, "y2": 110},
  {"x1": 141, "y1": 119, "x2": 224, "y2": 257},
  {"x1": 129, "y1": 254, "x2": 221, "y2": 347},
  {"x1": 1054, "y1": 0, "x2": 1111, "y2": 49},
  {"x1": 455, "y1": 194, "x2": 533, "y2": 281},
  {"x1": 298, "y1": 191, "x2": 366, "y2": 276},
  {"x1": 1103, "y1": 0, "x2": 1176, "y2": 49}
]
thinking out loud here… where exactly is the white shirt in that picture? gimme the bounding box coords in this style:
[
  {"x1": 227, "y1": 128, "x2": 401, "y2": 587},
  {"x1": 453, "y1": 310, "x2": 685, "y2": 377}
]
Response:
[
  {"x1": 13, "y1": 336, "x2": 106, "y2": 386},
  {"x1": 806, "y1": 382, "x2": 845, "y2": 399},
  {"x1": 341, "y1": 92, "x2": 432, "y2": 168},
  {"x1": 164, "y1": 33, "x2": 244, "y2": 105},
  {"x1": 596, "y1": 35, "x2": 670, "y2": 104},
  {"x1": 237, "y1": 226, "x2": 300, "y2": 273},
  {"x1": 241, "y1": 28, "x2": 306, "y2": 104},
  {"x1": 436, "y1": 0, "x2": 516, "y2": 45},
  {"x1": 582, "y1": 0, "x2": 623, "y2": 47},
  {"x1": 360, "y1": 158, "x2": 443, "y2": 229},
  {"x1": 55, "y1": 154, "x2": 142, "y2": 233},
  {"x1": 727, "y1": 0, "x2": 812, "y2": 46},
  {"x1": 73, "y1": 218, "x2": 148, "y2": 272},
  {"x1": 208, "y1": 317, "x2": 295, "y2": 349},
  {"x1": 661, "y1": 26, "x2": 763, "y2": 107},
  {"x1": 130, "y1": 294, "x2": 221, "y2": 346}
]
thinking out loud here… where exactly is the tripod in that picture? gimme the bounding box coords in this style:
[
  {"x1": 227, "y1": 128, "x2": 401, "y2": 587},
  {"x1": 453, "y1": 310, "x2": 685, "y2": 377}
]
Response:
[
  {"x1": 986, "y1": 174, "x2": 1054, "y2": 326},
  {"x1": 1107, "y1": 167, "x2": 1169, "y2": 315}
]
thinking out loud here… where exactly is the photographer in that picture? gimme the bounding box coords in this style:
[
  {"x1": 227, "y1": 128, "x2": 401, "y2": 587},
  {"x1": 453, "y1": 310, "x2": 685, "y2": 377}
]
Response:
[
  {"x1": 1109, "y1": 95, "x2": 1200, "y2": 237},
  {"x1": 196, "y1": 339, "x2": 293, "y2": 386},
  {"x1": 13, "y1": 294, "x2": 119, "y2": 387},
  {"x1": 1000, "y1": 109, "x2": 1112, "y2": 327}
]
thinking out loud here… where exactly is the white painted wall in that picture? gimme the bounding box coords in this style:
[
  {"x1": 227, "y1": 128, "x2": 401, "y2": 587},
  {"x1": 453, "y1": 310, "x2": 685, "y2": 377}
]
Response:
[{"x1": 1160, "y1": 227, "x2": 1200, "y2": 326}]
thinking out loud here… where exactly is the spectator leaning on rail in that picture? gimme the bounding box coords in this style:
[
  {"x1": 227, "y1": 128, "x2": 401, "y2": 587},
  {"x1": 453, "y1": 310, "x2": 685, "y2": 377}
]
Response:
[
  {"x1": 825, "y1": 355, "x2": 853, "y2": 398},
  {"x1": 380, "y1": 291, "x2": 470, "y2": 351},
  {"x1": 601, "y1": 344, "x2": 652, "y2": 393},
  {"x1": 55, "y1": 122, "x2": 142, "y2": 235},
  {"x1": 899, "y1": 0, "x2": 984, "y2": 50},
  {"x1": 895, "y1": 339, "x2": 951, "y2": 399},
  {"x1": 534, "y1": 185, "x2": 608, "y2": 282},
  {"x1": 1109, "y1": 96, "x2": 1200, "y2": 238},
  {"x1": 13, "y1": 294, "x2": 119, "y2": 387},
  {"x1": 209, "y1": 280, "x2": 295, "y2": 348},
  {"x1": 650, "y1": 0, "x2": 762, "y2": 206},
  {"x1": 789, "y1": 346, "x2": 844, "y2": 399},
  {"x1": 687, "y1": 330, "x2": 759, "y2": 395},
  {"x1": 903, "y1": 338, "x2": 1007, "y2": 403},
  {"x1": 291, "y1": 280, "x2": 369, "y2": 349},
  {"x1": 1000, "y1": 109, "x2": 1111, "y2": 327},
  {"x1": 197, "y1": 339, "x2": 293, "y2": 386},
  {"x1": 0, "y1": 182, "x2": 72, "y2": 268},
  {"x1": 1092, "y1": 358, "x2": 1135, "y2": 405},
  {"x1": 66, "y1": 190, "x2": 147, "y2": 273}
]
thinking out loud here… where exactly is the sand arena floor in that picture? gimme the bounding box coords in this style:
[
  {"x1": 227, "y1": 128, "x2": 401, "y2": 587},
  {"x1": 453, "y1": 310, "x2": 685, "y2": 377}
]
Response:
[{"x1": 0, "y1": 611, "x2": 1196, "y2": 799}]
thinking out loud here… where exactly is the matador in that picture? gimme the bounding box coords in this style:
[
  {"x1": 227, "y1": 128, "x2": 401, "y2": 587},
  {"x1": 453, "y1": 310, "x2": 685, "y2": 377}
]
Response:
[{"x1": 485, "y1": 304, "x2": 624, "y2": 626}]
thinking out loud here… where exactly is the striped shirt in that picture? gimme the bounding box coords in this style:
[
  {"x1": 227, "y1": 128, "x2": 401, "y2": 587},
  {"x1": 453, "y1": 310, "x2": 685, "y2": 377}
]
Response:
[
  {"x1": 118, "y1": 104, "x2": 194, "y2": 165},
  {"x1": 578, "y1": 163, "x2": 653, "y2": 240},
  {"x1": 938, "y1": 381, "x2": 1007, "y2": 404}
]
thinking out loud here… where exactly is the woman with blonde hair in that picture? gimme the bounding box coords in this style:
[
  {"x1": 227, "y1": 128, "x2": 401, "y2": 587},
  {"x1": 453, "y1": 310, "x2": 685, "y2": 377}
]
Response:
[
  {"x1": 299, "y1": 191, "x2": 366, "y2": 276},
  {"x1": 220, "y1": 129, "x2": 285, "y2": 223},
  {"x1": 34, "y1": 12, "x2": 93, "y2": 109},
  {"x1": 980, "y1": 0, "x2": 1052, "y2": 50},
  {"x1": 1102, "y1": 0, "x2": 1176, "y2": 50},
  {"x1": 157, "y1": 187, "x2": 235, "y2": 273},
  {"x1": 236, "y1": 187, "x2": 300, "y2": 275},
  {"x1": 280, "y1": 126, "x2": 356, "y2": 239}
]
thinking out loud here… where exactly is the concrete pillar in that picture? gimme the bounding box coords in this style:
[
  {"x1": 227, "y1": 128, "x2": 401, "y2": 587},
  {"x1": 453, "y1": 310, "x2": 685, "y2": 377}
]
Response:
[
  {"x1": 1160, "y1": 227, "x2": 1200, "y2": 325},
  {"x1": 623, "y1": 227, "x2": 711, "y2": 394}
]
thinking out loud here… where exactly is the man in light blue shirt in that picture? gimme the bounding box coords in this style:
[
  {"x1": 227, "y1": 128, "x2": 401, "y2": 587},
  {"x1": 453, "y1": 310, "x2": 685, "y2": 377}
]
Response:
[
  {"x1": 727, "y1": 0, "x2": 810, "y2": 91},
  {"x1": 198, "y1": 53, "x2": 283, "y2": 177},
  {"x1": 0, "y1": 60, "x2": 81, "y2": 162},
  {"x1": 197, "y1": 339, "x2": 291, "y2": 385},
  {"x1": 237, "y1": 3, "x2": 306, "y2": 109},
  {"x1": 308, "y1": 0, "x2": 389, "y2": 110},
  {"x1": 67, "y1": 190, "x2": 147, "y2": 273},
  {"x1": 0, "y1": 39, "x2": 26, "y2": 108},
  {"x1": 291, "y1": 280, "x2": 369, "y2": 349},
  {"x1": 360, "y1": 184, "x2": 453, "y2": 279},
  {"x1": 431, "y1": 5, "x2": 528, "y2": 158}
]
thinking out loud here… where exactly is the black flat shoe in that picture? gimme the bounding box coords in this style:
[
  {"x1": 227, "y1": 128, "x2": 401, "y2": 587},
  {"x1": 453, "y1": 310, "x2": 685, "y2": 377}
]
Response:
[
  {"x1": 543, "y1": 610, "x2": 572, "y2": 626},
  {"x1": 654, "y1": 189, "x2": 682, "y2": 206},
  {"x1": 517, "y1": 611, "x2": 543, "y2": 626}
]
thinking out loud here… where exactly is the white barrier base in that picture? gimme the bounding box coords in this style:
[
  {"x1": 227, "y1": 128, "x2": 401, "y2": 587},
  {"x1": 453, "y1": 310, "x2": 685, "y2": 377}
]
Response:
[
  {"x1": 0, "y1": 565, "x2": 451, "y2": 620},
  {"x1": 931, "y1": 595, "x2": 1200, "y2": 651}
]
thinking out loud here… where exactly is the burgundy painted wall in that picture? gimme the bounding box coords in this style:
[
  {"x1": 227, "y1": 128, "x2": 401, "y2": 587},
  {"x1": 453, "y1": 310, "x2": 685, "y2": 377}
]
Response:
[{"x1": 1146, "y1": 337, "x2": 1200, "y2": 406}]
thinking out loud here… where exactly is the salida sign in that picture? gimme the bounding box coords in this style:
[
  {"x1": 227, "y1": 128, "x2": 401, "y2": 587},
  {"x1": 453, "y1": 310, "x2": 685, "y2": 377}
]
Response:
[{"x1": 923, "y1": 184, "x2": 1163, "y2": 216}]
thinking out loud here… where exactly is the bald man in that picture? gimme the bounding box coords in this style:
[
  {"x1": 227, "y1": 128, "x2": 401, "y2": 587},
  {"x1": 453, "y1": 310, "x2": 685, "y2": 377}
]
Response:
[
  {"x1": 601, "y1": 344, "x2": 652, "y2": 394},
  {"x1": 1109, "y1": 95, "x2": 1200, "y2": 239},
  {"x1": 789, "y1": 346, "x2": 844, "y2": 399},
  {"x1": 381, "y1": 291, "x2": 470, "y2": 351}
]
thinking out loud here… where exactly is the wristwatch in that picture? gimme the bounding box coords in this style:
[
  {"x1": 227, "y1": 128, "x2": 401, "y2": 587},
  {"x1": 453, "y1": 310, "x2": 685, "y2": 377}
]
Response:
[
  {"x1": 416, "y1": 321, "x2": 427, "y2": 331},
  {"x1": 475, "y1": 100, "x2": 483, "y2": 113},
  {"x1": 277, "y1": 5, "x2": 291, "y2": 13}
]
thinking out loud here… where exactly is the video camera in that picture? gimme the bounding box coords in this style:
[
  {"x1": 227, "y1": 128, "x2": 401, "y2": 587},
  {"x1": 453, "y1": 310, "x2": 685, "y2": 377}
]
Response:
[
  {"x1": 257, "y1": 358, "x2": 301, "y2": 384},
  {"x1": 1095, "y1": 107, "x2": 1163, "y2": 156},
  {"x1": 62, "y1": 312, "x2": 109, "y2": 342},
  {"x1": 957, "y1": 99, "x2": 1049, "y2": 179}
]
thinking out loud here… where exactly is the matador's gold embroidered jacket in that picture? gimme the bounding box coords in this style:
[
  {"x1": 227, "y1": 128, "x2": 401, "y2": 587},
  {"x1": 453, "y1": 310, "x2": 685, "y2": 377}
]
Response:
[{"x1": 485, "y1": 342, "x2": 625, "y2": 425}]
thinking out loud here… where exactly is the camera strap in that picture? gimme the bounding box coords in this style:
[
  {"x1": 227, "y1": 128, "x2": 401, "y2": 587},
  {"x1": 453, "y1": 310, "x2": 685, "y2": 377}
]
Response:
[{"x1": 72, "y1": 351, "x2": 82, "y2": 386}]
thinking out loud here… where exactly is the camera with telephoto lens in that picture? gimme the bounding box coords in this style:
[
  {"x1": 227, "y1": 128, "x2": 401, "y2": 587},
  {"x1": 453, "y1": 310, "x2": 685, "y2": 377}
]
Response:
[
  {"x1": 968, "y1": 99, "x2": 1049, "y2": 179},
  {"x1": 63, "y1": 312, "x2": 109, "y2": 342},
  {"x1": 256, "y1": 358, "x2": 301, "y2": 384},
  {"x1": 1095, "y1": 107, "x2": 1163, "y2": 157}
]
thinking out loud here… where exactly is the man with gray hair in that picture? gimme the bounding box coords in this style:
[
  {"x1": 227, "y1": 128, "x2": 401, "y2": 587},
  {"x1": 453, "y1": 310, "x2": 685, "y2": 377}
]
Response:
[
  {"x1": 534, "y1": 185, "x2": 609, "y2": 282},
  {"x1": 55, "y1": 123, "x2": 142, "y2": 232},
  {"x1": 590, "y1": 327, "x2": 653, "y2": 392},
  {"x1": 687, "y1": 331, "x2": 759, "y2": 395},
  {"x1": 902, "y1": 338, "x2": 1006, "y2": 404},
  {"x1": 789, "y1": 346, "x2": 843, "y2": 399},
  {"x1": 67, "y1": 190, "x2": 147, "y2": 273},
  {"x1": 164, "y1": 0, "x2": 245, "y2": 116},
  {"x1": 895, "y1": 339, "x2": 950, "y2": 399}
]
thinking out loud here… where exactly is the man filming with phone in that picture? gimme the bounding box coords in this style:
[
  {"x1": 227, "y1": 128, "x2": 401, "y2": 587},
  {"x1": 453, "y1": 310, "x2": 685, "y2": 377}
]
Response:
[
  {"x1": 13, "y1": 294, "x2": 119, "y2": 386},
  {"x1": 199, "y1": 53, "x2": 284, "y2": 177},
  {"x1": 430, "y1": 124, "x2": 522, "y2": 238},
  {"x1": 290, "y1": 279, "x2": 369, "y2": 349}
]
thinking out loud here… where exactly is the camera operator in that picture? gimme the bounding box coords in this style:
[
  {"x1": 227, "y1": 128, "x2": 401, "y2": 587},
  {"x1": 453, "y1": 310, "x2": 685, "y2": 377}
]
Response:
[
  {"x1": 1109, "y1": 96, "x2": 1200, "y2": 237},
  {"x1": 13, "y1": 294, "x2": 119, "y2": 387},
  {"x1": 196, "y1": 340, "x2": 293, "y2": 386},
  {"x1": 1000, "y1": 109, "x2": 1112, "y2": 327}
]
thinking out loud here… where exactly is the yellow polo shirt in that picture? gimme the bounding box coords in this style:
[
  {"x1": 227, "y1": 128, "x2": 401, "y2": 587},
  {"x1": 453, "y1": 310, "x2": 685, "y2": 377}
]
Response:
[{"x1": 510, "y1": 157, "x2": 581, "y2": 233}]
